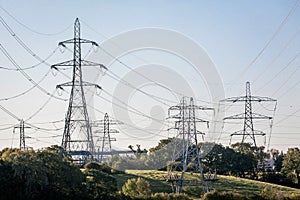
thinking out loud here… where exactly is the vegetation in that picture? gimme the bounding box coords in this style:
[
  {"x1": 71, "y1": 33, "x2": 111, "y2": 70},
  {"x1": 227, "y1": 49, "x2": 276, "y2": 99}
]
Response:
[
  {"x1": 108, "y1": 141, "x2": 300, "y2": 189},
  {"x1": 122, "y1": 177, "x2": 151, "y2": 198},
  {"x1": 0, "y1": 143, "x2": 300, "y2": 199},
  {"x1": 124, "y1": 170, "x2": 300, "y2": 199},
  {"x1": 281, "y1": 148, "x2": 300, "y2": 188}
]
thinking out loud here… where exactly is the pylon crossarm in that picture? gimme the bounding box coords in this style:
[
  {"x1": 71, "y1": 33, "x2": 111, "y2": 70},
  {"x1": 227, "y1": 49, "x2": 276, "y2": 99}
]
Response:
[
  {"x1": 167, "y1": 114, "x2": 181, "y2": 119},
  {"x1": 224, "y1": 112, "x2": 272, "y2": 120},
  {"x1": 192, "y1": 106, "x2": 214, "y2": 111},
  {"x1": 94, "y1": 137, "x2": 117, "y2": 141},
  {"x1": 224, "y1": 113, "x2": 244, "y2": 120},
  {"x1": 167, "y1": 127, "x2": 179, "y2": 131},
  {"x1": 94, "y1": 129, "x2": 119, "y2": 134},
  {"x1": 251, "y1": 113, "x2": 272, "y2": 119},
  {"x1": 58, "y1": 38, "x2": 98, "y2": 46},
  {"x1": 51, "y1": 60, "x2": 74, "y2": 68},
  {"x1": 230, "y1": 130, "x2": 266, "y2": 136},
  {"x1": 221, "y1": 96, "x2": 246, "y2": 102},
  {"x1": 81, "y1": 60, "x2": 107, "y2": 69},
  {"x1": 253, "y1": 130, "x2": 266, "y2": 136},
  {"x1": 250, "y1": 96, "x2": 277, "y2": 102},
  {"x1": 194, "y1": 117, "x2": 209, "y2": 123},
  {"x1": 222, "y1": 96, "x2": 276, "y2": 103},
  {"x1": 196, "y1": 130, "x2": 206, "y2": 135},
  {"x1": 168, "y1": 106, "x2": 183, "y2": 111}
]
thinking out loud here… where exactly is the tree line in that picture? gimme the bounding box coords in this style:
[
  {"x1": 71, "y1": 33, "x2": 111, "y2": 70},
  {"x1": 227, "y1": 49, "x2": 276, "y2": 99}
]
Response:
[
  {"x1": 109, "y1": 139, "x2": 300, "y2": 189},
  {"x1": 0, "y1": 141, "x2": 299, "y2": 199}
]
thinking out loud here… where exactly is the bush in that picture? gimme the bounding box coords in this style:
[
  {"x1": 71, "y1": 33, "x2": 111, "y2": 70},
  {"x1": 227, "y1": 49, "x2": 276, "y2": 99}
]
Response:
[
  {"x1": 201, "y1": 190, "x2": 251, "y2": 200},
  {"x1": 259, "y1": 172, "x2": 297, "y2": 188},
  {"x1": 151, "y1": 192, "x2": 191, "y2": 200},
  {"x1": 122, "y1": 178, "x2": 151, "y2": 198},
  {"x1": 260, "y1": 186, "x2": 284, "y2": 200}
]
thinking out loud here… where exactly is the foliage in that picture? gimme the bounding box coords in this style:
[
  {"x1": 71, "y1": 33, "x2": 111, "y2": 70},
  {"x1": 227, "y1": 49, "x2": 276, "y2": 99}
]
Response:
[
  {"x1": 260, "y1": 186, "x2": 284, "y2": 200},
  {"x1": 128, "y1": 144, "x2": 148, "y2": 159},
  {"x1": 270, "y1": 149, "x2": 284, "y2": 171},
  {"x1": 0, "y1": 146, "x2": 86, "y2": 200},
  {"x1": 150, "y1": 192, "x2": 191, "y2": 200},
  {"x1": 259, "y1": 172, "x2": 297, "y2": 188},
  {"x1": 149, "y1": 138, "x2": 174, "y2": 153},
  {"x1": 122, "y1": 177, "x2": 151, "y2": 198},
  {"x1": 201, "y1": 143, "x2": 258, "y2": 178},
  {"x1": 282, "y1": 148, "x2": 300, "y2": 188},
  {"x1": 200, "y1": 190, "x2": 254, "y2": 200},
  {"x1": 83, "y1": 162, "x2": 118, "y2": 199},
  {"x1": 108, "y1": 139, "x2": 176, "y2": 171}
]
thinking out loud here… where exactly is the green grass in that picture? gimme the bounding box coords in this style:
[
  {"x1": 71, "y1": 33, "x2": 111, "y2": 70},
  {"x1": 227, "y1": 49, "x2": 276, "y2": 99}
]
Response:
[
  {"x1": 113, "y1": 170, "x2": 171, "y2": 193},
  {"x1": 112, "y1": 170, "x2": 300, "y2": 199}
]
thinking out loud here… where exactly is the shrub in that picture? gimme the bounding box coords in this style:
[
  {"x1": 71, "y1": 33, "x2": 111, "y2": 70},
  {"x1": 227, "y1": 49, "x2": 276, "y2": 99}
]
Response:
[
  {"x1": 260, "y1": 186, "x2": 284, "y2": 200},
  {"x1": 201, "y1": 190, "x2": 250, "y2": 200},
  {"x1": 122, "y1": 177, "x2": 151, "y2": 198},
  {"x1": 151, "y1": 192, "x2": 191, "y2": 200}
]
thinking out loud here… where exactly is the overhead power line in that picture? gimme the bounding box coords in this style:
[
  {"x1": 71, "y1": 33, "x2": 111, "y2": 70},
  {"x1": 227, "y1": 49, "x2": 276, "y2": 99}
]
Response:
[
  {"x1": 0, "y1": 5, "x2": 72, "y2": 36},
  {"x1": 0, "y1": 44, "x2": 66, "y2": 101},
  {"x1": 227, "y1": 0, "x2": 299, "y2": 90}
]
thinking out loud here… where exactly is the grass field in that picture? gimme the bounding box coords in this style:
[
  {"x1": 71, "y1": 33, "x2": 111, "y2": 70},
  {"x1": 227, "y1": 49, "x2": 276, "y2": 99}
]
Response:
[{"x1": 112, "y1": 170, "x2": 300, "y2": 199}]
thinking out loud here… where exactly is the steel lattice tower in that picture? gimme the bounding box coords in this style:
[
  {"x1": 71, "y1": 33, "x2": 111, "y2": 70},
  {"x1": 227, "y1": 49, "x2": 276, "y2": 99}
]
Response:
[
  {"x1": 222, "y1": 82, "x2": 276, "y2": 147},
  {"x1": 93, "y1": 113, "x2": 119, "y2": 162},
  {"x1": 52, "y1": 18, "x2": 105, "y2": 161},
  {"x1": 13, "y1": 120, "x2": 30, "y2": 150},
  {"x1": 167, "y1": 97, "x2": 213, "y2": 193}
]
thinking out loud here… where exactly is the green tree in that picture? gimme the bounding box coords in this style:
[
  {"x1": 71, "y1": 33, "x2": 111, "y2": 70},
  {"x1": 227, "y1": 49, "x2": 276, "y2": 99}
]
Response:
[
  {"x1": 83, "y1": 162, "x2": 118, "y2": 199},
  {"x1": 281, "y1": 147, "x2": 300, "y2": 188},
  {"x1": 269, "y1": 149, "x2": 284, "y2": 171},
  {"x1": 0, "y1": 148, "x2": 49, "y2": 199},
  {"x1": 0, "y1": 146, "x2": 86, "y2": 200},
  {"x1": 37, "y1": 145, "x2": 86, "y2": 199},
  {"x1": 122, "y1": 177, "x2": 151, "y2": 198},
  {"x1": 231, "y1": 143, "x2": 258, "y2": 178}
]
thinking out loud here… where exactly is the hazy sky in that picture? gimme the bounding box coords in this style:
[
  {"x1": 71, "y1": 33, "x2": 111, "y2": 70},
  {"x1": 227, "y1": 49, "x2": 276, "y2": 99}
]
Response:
[{"x1": 0, "y1": 0, "x2": 299, "y2": 152}]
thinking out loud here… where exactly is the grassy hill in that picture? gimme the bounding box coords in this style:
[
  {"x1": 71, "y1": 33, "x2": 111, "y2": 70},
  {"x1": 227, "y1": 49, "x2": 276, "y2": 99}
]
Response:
[{"x1": 112, "y1": 170, "x2": 300, "y2": 199}]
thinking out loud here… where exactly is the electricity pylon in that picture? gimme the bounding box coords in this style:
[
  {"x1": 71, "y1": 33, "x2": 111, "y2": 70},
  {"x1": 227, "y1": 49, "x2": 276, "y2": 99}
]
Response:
[
  {"x1": 51, "y1": 18, "x2": 106, "y2": 162},
  {"x1": 221, "y1": 82, "x2": 276, "y2": 147},
  {"x1": 13, "y1": 119, "x2": 30, "y2": 150},
  {"x1": 93, "y1": 113, "x2": 119, "y2": 162},
  {"x1": 167, "y1": 97, "x2": 213, "y2": 193}
]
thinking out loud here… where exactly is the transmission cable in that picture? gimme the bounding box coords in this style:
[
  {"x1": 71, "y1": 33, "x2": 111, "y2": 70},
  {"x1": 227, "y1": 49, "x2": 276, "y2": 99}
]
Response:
[
  {"x1": 0, "y1": 47, "x2": 59, "y2": 71},
  {"x1": 0, "y1": 44, "x2": 67, "y2": 101},
  {"x1": 0, "y1": 6, "x2": 72, "y2": 36},
  {"x1": 227, "y1": 0, "x2": 299, "y2": 91},
  {"x1": 0, "y1": 68, "x2": 51, "y2": 102}
]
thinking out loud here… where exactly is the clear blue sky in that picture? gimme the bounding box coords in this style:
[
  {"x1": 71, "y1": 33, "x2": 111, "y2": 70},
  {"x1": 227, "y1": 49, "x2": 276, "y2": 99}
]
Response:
[{"x1": 0, "y1": 0, "x2": 299, "y2": 152}]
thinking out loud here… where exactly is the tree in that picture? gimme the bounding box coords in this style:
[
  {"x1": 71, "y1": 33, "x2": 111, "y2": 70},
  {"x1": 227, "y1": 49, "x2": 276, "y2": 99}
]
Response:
[
  {"x1": 282, "y1": 147, "x2": 300, "y2": 188},
  {"x1": 201, "y1": 143, "x2": 257, "y2": 178},
  {"x1": 128, "y1": 144, "x2": 148, "y2": 159},
  {"x1": 149, "y1": 138, "x2": 174, "y2": 153},
  {"x1": 0, "y1": 148, "x2": 49, "y2": 199},
  {"x1": 269, "y1": 149, "x2": 284, "y2": 172},
  {"x1": 0, "y1": 146, "x2": 86, "y2": 200},
  {"x1": 83, "y1": 162, "x2": 118, "y2": 199},
  {"x1": 122, "y1": 177, "x2": 151, "y2": 198}
]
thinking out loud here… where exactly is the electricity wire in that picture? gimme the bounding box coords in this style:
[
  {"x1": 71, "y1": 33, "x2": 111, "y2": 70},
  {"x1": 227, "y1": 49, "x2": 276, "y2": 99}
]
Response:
[
  {"x1": 0, "y1": 6, "x2": 72, "y2": 36},
  {"x1": 0, "y1": 44, "x2": 66, "y2": 101},
  {"x1": 0, "y1": 68, "x2": 51, "y2": 101},
  {"x1": 0, "y1": 47, "x2": 59, "y2": 71},
  {"x1": 227, "y1": 0, "x2": 299, "y2": 90}
]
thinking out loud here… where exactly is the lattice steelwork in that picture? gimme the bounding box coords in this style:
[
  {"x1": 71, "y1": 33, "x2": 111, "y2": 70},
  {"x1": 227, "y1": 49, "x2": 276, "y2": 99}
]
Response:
[
  {"x1": 167, "y1": 97, "x2": 213, "y2": 193},
  {"x1": 222, "y1": 82, "x2": 276, "y2": 147},
  {"x1": 93, "y1": 113, "x2": 119, "y2": 162},
  {"x1": 13, "y1": 119, "x2": 30, "y2": 150},
  {"x1": 52, "y1": 18, "x2": 106, "y2": 162}
]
